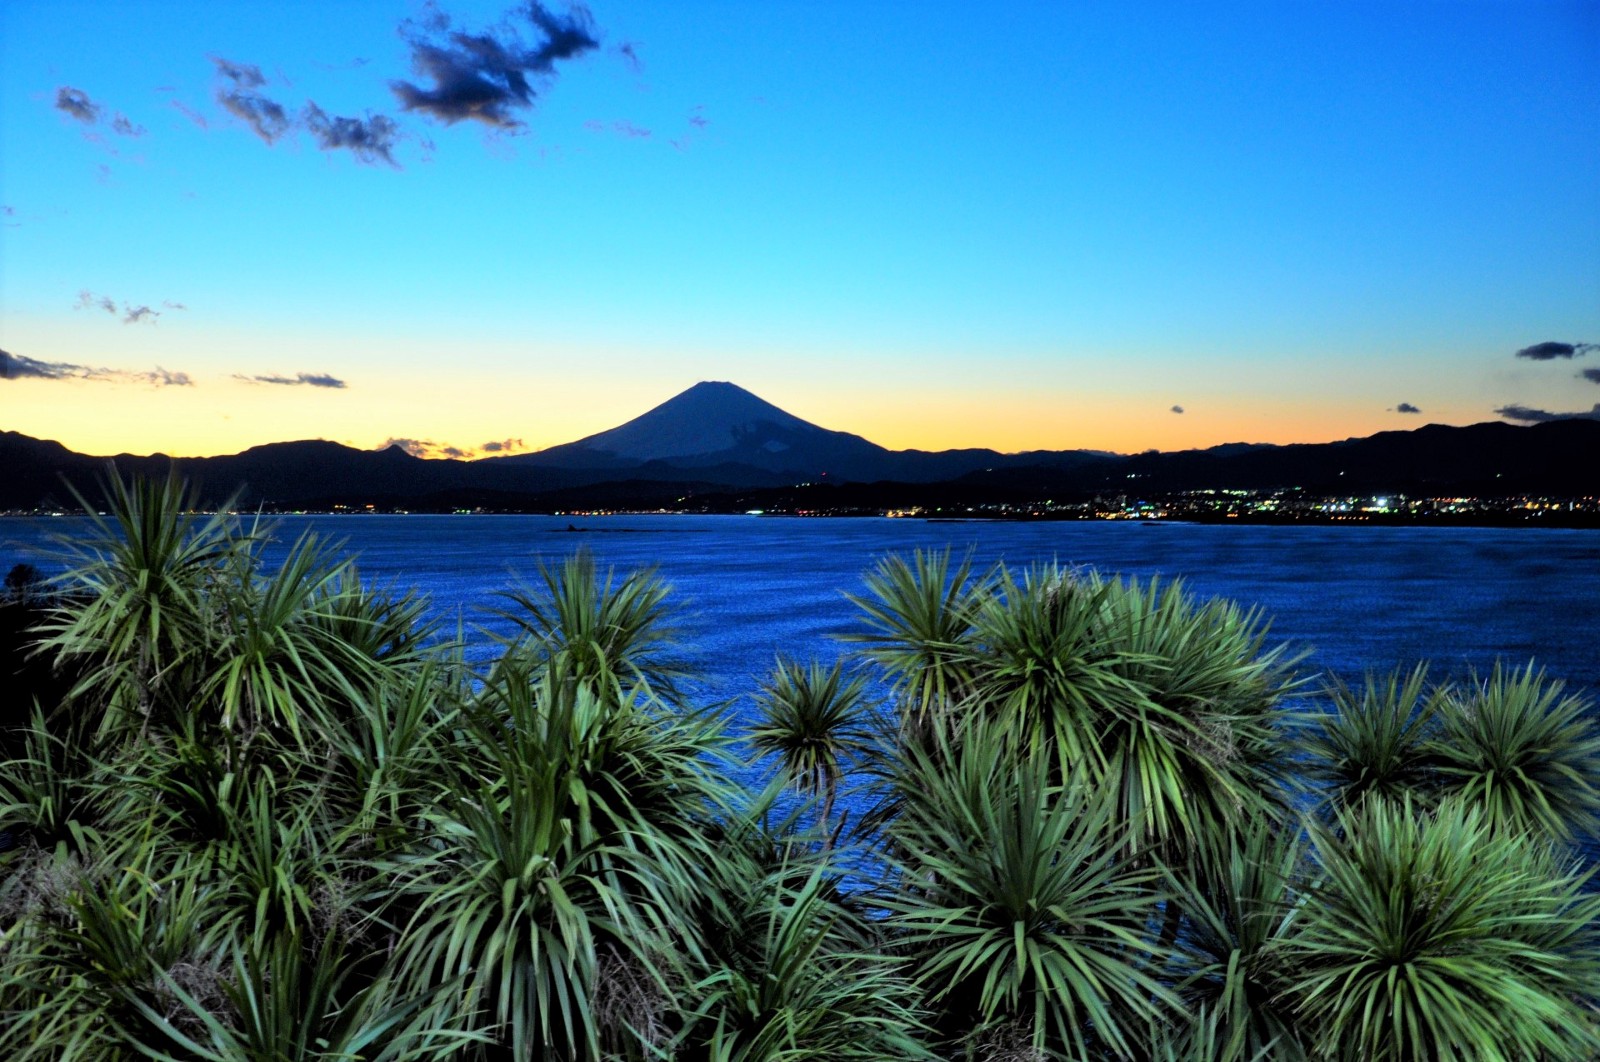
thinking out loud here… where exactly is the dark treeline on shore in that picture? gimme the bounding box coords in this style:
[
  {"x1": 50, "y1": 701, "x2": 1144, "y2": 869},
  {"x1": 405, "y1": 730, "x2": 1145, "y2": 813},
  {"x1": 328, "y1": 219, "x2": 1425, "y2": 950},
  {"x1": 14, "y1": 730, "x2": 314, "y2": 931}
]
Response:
[{"x1": 2, "y1": 473, "x2": 1599, "y2": 1060}]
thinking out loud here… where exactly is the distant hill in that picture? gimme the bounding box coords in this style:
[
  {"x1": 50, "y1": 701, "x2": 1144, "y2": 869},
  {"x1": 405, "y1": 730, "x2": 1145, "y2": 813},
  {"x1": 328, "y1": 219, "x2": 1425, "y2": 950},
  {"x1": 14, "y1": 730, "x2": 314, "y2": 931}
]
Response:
[{"x1": 2, "y1": 382, "x2": 1596, "y2": 510}]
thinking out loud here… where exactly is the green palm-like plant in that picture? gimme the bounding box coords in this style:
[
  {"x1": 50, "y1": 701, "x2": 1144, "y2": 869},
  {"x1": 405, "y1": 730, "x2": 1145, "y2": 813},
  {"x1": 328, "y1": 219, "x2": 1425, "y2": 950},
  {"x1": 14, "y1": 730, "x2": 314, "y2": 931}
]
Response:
[
  {"x1": 1429, "y1": 663, "x2": 1600, "y2": 845},
  {"x1": 38, "y1": 471, "x2": 246, "y2": 738},
  {"x1": 1165, "y1": 820, "x2": 1306, "y2": 1061},
  {"x1": 690, "y1": 859, "x2": 935, "y2": 1061},
  {"x1": 1298, "y1": 664, "x2": 1442, "y2": 816},
  {"x1": 491, "y1": 549, "x2": 688, "y2": 705},
  {"x1": 1089, "y1": 573, "x2": 1300, "y2": 853},
  {"x1": 749, "y1": 657, "x2": 879, "y2": 843},
  {"x1": 137, "y1": 929, "x2": 470, "y2": 1062},
  {"x1": 844, "y1": 549, "x2": 985, "y2": 723},
  {"x1": 883, "y1": 719, "x2": 1175, "y2": 1060},
  {"x1": 392, "y1": 667, "x2": 722, "y2": 1059},
  {"x1": 1280, "y1": 795, "x2": 1600, "y2": 1061}
]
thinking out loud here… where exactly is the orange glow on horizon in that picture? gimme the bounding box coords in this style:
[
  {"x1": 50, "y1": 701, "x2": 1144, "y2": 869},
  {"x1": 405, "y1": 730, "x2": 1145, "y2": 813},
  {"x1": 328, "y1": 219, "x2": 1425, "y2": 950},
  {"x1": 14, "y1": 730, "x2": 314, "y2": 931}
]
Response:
[{"x1": 3, "y1": 372, "x2": 1491, "y2": 462}]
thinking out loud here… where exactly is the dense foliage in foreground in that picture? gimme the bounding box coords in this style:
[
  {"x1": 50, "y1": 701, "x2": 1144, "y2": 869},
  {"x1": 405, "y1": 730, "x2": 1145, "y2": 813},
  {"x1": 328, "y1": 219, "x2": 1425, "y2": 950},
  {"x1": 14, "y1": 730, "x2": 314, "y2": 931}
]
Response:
[{"x1": 2, "y1": 474, "x2": 1599, "y2": 1061}]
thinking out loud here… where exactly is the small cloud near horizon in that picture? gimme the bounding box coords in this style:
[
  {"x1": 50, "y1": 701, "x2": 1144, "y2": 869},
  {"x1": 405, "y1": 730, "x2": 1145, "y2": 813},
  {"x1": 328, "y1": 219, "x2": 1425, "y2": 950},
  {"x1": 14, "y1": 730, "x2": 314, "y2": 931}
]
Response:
[
  {"x1": 235, "y1": 371, "x2": 348, "y2": 389},
  {"x1": 1494, "y1": 403, "x2": 1600, "y2": 423},
  {"x1": 1395, "y1": 402, "x2": 1421, "y2": 414},
  {"x1": 2, "y1": 348, "x2": 191, "y2": 387},
  {"x1": 1515, "y1": 340, "x2": 1597, "y2": 360},
  {"x1": 1580, "y1": 368, "x2": 1600, "y2": 385},
  {"x1": 379, "y1": 435, "x2": 513, "y2": 459},
  {"x1": 1169, "y1": 405, "x2": 1184, "y2": 414}
]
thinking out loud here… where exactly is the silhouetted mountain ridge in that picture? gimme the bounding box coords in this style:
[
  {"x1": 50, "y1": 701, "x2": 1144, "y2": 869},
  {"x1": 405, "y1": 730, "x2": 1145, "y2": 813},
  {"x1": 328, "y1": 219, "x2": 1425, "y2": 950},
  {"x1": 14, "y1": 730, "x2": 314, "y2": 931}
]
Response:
[{"x1": 2, "y1": 382, "x2": 1595, "y2": 509}]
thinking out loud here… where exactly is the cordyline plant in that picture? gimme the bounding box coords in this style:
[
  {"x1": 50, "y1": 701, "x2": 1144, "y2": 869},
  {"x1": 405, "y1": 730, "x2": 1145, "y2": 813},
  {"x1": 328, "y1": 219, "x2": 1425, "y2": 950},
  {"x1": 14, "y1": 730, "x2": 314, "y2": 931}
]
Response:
[{"x1": 2, "y1": 474, "x2": 1598, "y2": 1061}]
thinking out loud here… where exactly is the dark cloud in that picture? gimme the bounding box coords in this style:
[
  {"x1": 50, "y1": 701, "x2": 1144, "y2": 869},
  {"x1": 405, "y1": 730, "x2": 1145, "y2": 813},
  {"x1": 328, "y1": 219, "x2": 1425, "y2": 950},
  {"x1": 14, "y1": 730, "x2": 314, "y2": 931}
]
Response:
[
  {"x1": 213, "y1": 57, "x2": 268, "y2": 88},
  {"x1": 55, "y1": 86, "x2": 101, "y2": 123},
  {"x1": 1581, "y1": 368, "x2": 1600, "y2": 385},
  {"x1": 391, "y1": 2, "x2": 601, "y2": 128},
  {"x1": 218, "y1": 89, "x2": 291, "y2": 144},
  {"x1": 617, "y1": 41, "x2": 642, "y2": 72},
  {"x1": 1, "y1": 350, "x2": 89, "y2": 380},
  {"x1": 123, "y1": 305, "x2": 160, "y2": 325},
  {"x1": 1494, "y1": 403, "x2": 1600, "y2": 423},
  {"x1": 479, "y1": 437, "x2": 525, "y2": 453},
  {"x1": 212, "y1": 56, "x2": 291, "y2": 143},
  {"x1": 55, "y1": 86, "x2": 145, "y2": 138},
  {"x1": 1395, "y1": 402, "x2": 1421, "y2": 414},
  {"x1": 1, "y1": 349, "x2": 190, "y2": 386},
  {"x1": 110, "y1": 113, "x2": 147, "y2": 137},
  {"x1": 237, "y1": 371, "x2": 348, "y2": 389},
  {"x1": 302, "y1": 103, "x2": 400, "y2": 166},
  {"x1": 1515, "y1": 340, "x2": 1598, "y2": 360},
  {"x1": 441, "y1": 446, "x2": 469, "y2": 459},
  {"x1": 1169, "y1": 405, "x2": 1184, "y2": 415}
]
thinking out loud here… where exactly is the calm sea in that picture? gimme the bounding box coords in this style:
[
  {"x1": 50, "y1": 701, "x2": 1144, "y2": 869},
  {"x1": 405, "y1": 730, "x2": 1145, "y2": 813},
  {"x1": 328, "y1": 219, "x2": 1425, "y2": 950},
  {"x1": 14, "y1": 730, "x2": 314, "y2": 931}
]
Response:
[{"x1": 4, "y1": 514, "x2": 1597, "y2": 712}]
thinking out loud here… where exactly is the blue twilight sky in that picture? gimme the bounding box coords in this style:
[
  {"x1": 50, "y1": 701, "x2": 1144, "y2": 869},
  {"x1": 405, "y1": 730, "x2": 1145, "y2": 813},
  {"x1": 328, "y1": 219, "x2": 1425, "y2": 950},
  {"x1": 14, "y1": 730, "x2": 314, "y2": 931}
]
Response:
[{"x1": 2, "y1": 0, "x2": 1597, "y2": 459}]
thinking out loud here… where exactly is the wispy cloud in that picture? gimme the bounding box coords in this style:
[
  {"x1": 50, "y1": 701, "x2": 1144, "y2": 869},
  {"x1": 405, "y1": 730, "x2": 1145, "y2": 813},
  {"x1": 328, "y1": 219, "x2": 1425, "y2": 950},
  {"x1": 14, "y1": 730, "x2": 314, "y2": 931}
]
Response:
[
  {"x1": 1, "y1": 349, "x2": 191, "y2": 387},
  {"x1": 391, "y1": 2, "x2": 601, "y2": 128},
  {"x1": 1494, "y1": 403, "x2": 1600, "y2": 423},
  {"x1": 1395, "y1": 402, "x2": 1421, "y2": 414},
  {"x1": 479, "y1": 437, "x2": 526, "y2": 453},
  {"x1": 212, "y1": 56, "x2": 292, "y2": 143},
  {"x1": 54, "y1": 86, "x2": 146, "y2": 138},
  {"x1": 110, "y1": 113, "x2": 147, "y2": 138},
  {"x1": 1514, "y1": 340, "x2": 1597, "y2": 360},
  {"x1": 171, "y1": 99, "x2": 209, "y2": 129},
  {"x1": 301, "y1": 103, "x2": 401, "y2": 166},
  {"x1": 235, "y1": 371, "x2": 348, "y2": 389},
  {"x1": 76, "y1": 289, "x2": 174, "y2": 325}
]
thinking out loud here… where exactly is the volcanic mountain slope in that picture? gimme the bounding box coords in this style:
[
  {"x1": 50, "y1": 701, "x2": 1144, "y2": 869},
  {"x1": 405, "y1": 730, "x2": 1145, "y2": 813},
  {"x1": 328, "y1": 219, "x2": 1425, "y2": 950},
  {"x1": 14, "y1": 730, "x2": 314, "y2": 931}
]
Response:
[
  {"x1": 507, "y1": 380, "x2": 1099, "y2": 483},
  {"x1": 511, "y1": 381, "x2": 902, "y2": 479}
]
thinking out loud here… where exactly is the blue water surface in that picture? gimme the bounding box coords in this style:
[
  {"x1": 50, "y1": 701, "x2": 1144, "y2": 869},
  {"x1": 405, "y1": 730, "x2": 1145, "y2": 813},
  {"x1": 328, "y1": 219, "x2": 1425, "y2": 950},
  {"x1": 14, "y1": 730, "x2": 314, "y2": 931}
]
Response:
[{"x1": 5, "y1": 514, "x2": 1596, "y2": 711}]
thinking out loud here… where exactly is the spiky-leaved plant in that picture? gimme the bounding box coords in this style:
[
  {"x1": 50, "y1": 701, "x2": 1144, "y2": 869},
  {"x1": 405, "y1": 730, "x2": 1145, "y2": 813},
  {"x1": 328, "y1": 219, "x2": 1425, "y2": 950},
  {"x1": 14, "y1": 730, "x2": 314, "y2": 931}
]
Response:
[
  {"x1": 490, "y1": 549, "x2": 688, "y2": 706},
  {"x1": 844, "y1": 548, "x2": 985, "y2": 725},
  {"x1": 882, "y1": 717, "x2": 1175, "y2": 1060},
  {"x1": 749, "y1": 656, "x2": 879, "y2": 844},
  {"x1": 1429, "y1": 663, "x2": 1600, "y2": 845},
  {"x1": 36, "y1": 471, "x2": 245, "y2": 740},
  {"x1": 1164, "y1": 820, "x2": 1306, "y2": 1062},
  {"x1": 687, "y1": 840, "x2": 935, "y2": 1062},
  {"x1": 1298, "y1": 663, "x2": 1442, "y2": 816},
  {"x1": 1280, "y1": 795, "x2": 1600, "y2": 1061}
]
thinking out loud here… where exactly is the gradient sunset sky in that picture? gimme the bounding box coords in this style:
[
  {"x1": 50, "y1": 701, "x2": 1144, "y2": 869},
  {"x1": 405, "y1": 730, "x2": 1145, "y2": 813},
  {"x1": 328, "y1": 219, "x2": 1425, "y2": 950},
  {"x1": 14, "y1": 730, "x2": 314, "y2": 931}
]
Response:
[{"x1": 3, "y1": 1, "x2": 1597, "y2": 460}]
